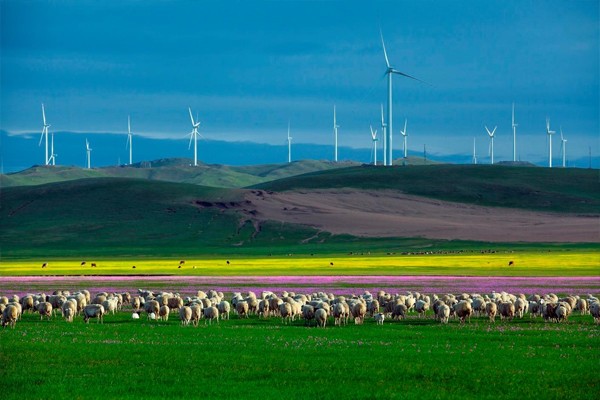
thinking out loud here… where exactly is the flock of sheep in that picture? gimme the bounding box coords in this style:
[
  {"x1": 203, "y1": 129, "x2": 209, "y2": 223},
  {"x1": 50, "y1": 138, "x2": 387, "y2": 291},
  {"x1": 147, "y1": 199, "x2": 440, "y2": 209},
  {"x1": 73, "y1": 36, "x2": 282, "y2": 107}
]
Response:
[{"x1": 2, "y1": 288, "x2": 599, "y2": 329}]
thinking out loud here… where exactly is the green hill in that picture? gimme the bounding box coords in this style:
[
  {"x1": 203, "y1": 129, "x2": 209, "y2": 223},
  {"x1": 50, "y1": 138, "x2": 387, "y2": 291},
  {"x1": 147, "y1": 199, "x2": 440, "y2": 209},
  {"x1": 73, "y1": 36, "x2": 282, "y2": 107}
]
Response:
[
  {"x1": 0, "y1": 159, "x2": 359, "y2": 189},
  {"x1": 254, "y1": 165, "x2": 600, "y2": 214}
]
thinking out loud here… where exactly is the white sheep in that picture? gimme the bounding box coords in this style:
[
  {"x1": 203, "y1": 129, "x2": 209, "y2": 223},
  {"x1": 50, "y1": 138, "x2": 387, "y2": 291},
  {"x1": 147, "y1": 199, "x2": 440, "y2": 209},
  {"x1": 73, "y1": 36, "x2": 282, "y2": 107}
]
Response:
[
  {"x1": 374, "y1": 313, "x2": 385, "y2": 325},
  {"x1": 37, "y1": 302, "x2": 53, "y2": 320},
  {"x1": 62, "y1": 299, "x2": 77, "y2": 323},
  {"x1": 1, "y1": 304, "x2": 19, "y2": 328},
  {"x1": 590, "y1": 301, "x2": 600, "y2": 324},
  {"x1": 352, "y1": 302, "x2": 366, "y2": 325},
  {"x1": 437, "y1": 304, "x2": 450, "y2": 324},
  {"x1": 218, "y1": 300, "x2": 231, "y2": 320},
  {"x1": 414, "y1": 299, "x2": 429, "y2": 318},
  {"x1": 203, "y1": 306, "x2": 219, "y2": 325},
  {"x1": 315, "y1": 308, "x2": 328, "y2": 328},
  {"x1": 159, "y1": 305, "x2": 170, "y2": 321},
  {"x1": 180, "y1": 306, "x2": 192, "y2": 326},
  {"x1": 83, "y1": 304, "x2": 105, "y2": 323}
]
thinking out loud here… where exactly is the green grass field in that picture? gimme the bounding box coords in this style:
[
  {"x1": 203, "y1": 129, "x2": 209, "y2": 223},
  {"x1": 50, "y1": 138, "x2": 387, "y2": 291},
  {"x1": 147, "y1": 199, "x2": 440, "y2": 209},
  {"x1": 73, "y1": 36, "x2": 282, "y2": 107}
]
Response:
[
  {"x1": 1, "y1": 310, "x2": 598, "y2": 400},
  {"x1": 1, "y1": 250, "x2": 599, "y2": 276}
]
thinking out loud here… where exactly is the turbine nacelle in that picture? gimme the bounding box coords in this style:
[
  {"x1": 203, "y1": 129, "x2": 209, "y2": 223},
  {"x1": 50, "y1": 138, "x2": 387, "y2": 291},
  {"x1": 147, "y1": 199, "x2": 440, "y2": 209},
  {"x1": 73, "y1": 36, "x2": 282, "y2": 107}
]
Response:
[
  {"x1": 370, "y1": 125, "x2": 378, "y2": 141},
  {"x1": 485, "y1": 125, "x2": 497, "y2": 138},
  {"x1": 546, "y1": 118, "x2": 555, "y2": 135}
]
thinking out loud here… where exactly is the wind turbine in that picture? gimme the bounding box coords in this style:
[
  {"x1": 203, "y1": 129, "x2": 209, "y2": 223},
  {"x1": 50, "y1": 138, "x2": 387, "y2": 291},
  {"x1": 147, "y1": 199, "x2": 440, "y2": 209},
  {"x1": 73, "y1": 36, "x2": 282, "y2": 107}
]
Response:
[
  {"x1": 381, "y1": 30, "x2": 425, "y2": 166},
  {"x1": 85, "y1": 139, "x2": 92, "y2": 169},
  {"x1": 380, "y1": 104, "x2": 387, "y2": 166},
  {"x1": 560, "y1": 127, "x2": 567, "y2": 168},
  {"x1": 400, "y1": 118, "x2": 408, "y2": 160},
  {"x1": 49, "y1": 133, "x2": 56, "y2": 166},
  {"x1": 287, "y1": 122, "x2": 292, "y2": 163},
  {"x1": 485, "y1": 125, "x2": 497, "y2": 164},
  {"x1": 546, "y1": 117, "x2": 555, "y2": 168},
  {"x1": 370, "y1": 125, "x2": 378, "y2": 165},
  {"x1": 472, "y1": 137, "x2": 477, "y2": 165},
  {"x1": 333, "y1": 105, "x2": 339, "y2": 162},
  {"x1": 126, "y1": 115, "x2": 133, "y2": 165},
  {"x1": 512, "y1": 103, "x2": 518, "y2": 162},
  {"x1": 188, "y1": 107, "x2": 200, "y2": 166},
  {"x1": 39, "y1": 103, "x2": 51, "y2": 165}
]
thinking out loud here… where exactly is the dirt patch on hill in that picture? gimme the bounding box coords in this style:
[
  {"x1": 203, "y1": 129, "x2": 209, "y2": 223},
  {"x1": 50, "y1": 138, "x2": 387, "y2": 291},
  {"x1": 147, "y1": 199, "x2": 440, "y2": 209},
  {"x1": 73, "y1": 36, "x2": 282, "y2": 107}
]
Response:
[{"x1": 244, "y1": 190, "x2": 599, "y2": 243}]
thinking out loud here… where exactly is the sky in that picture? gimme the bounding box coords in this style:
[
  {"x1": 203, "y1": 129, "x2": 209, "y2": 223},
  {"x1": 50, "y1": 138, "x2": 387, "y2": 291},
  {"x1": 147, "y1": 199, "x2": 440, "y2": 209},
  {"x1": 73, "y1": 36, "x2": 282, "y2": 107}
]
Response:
[{"x1": 1, "y1": 0, "x2": 598, "y2": 170}]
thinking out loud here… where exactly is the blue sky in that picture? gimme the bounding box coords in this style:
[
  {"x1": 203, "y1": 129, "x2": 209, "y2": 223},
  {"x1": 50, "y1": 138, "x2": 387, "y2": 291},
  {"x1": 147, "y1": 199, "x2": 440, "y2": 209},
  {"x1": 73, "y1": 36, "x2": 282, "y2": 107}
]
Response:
[{"x1": 1, "y1": 0, "x2": 598, "y2": 168}]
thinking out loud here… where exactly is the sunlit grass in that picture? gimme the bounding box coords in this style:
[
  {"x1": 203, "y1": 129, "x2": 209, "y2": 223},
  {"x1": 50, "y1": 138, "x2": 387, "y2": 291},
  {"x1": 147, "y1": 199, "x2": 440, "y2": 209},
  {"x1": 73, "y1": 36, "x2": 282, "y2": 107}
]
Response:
[{"x1": 1, "y1": 250, "x2": 598, "y2": 276}]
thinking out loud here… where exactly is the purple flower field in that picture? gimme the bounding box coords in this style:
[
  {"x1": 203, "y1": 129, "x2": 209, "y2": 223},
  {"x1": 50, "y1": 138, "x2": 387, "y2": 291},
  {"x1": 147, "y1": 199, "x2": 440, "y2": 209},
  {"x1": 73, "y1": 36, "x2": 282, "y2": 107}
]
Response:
[{"x1": 1, "y1": 275, "x2": 598, "y2": 297}]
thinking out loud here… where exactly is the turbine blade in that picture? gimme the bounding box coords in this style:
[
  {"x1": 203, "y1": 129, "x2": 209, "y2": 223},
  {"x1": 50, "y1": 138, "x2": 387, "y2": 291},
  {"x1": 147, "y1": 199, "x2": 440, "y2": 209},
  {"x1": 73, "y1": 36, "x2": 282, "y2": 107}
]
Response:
[
  {"x1": 128, "y1": 115, "x2": 131, "y2": 134},
  {"x1": 403, "y1": 118, "x2": 407, "y2": 135},
  {"x1": 391, "y1": 69, "x2": 429, "y2": 85},
  {"x1": 39, "y1": 131, "x2": 44, "y2": 146},
  {"x1": 189, "y1": 107, "x2": 195, "y2": 125},
  {"x1": 492, "y1": 126, "x2": 497, "y2": 136},
  {"x1": 380, "y1": 104, "x2": 385, "y2": 125},
  {"x1": 380, "y1": 30, "x2": 390, "y2": 68},
  {"x1": 42, "y1": 104, "x2": 47, "y2": 125},
  {"x1": 485, "y1": 126, "x2": 491, "y2": 136},
  {"x1": 188, "y1": 132, "x2": 194, "y2": 150}
]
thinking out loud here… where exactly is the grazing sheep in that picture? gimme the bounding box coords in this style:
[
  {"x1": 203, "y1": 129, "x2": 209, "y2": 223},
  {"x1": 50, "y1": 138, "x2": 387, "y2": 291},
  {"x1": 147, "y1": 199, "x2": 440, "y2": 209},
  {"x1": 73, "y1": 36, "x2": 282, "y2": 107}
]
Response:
[
  {"x1": 37, "y1": 302, "x2": 53, "y2": 320},
  {"x1": 258, "y1": 299, "x2": 270, "y2": 318},
  {"x1": 236, "y1": 301, "x2": 249, "y2": 319},
  {"x1": 333, "y1": 303, "x2": 346, "y2": 326},
  {"x1": 131, "y1": 296, "x2": 142, "y2": 312},
  {"x1": 302, "y1": 305, "x2": 316, "y2": 326},
  {"x1": 218, "y1": 300, "x2": 231, "y2": 320},
  {"x1": 20, "y1": 295, "x2": 35, "y2": 314},
  {"x1": 203, "y1": 306, "x2": 219, "y2": 325},
  {"x1": 102, "y1": 298, "x2": 118, "y2": 315},
  {"x1": 62, "y1": 299, "x2": 77, "y2": 323},
  {"x1": 83, "y1": 304, "x2": 105, "y2": 324},
  {"x1": 190, "y1": 304, "x2": 203, "y2": 327},
  {"x1": 391, "y1": 303, "x2": 407, "y2": 320},
  {"x1": 471, "y1": 297, "x2": 486, "y2": 317},
  {"x1": 415, "y1": 299, "x2": 429, "y2": 318},
  {"x1": 144, "y1": 300, "x2": 160, "y2": 320},
  {"x1": 556, "y1": 303, "x2": 571, "y2": 322},
  {"x1": 368, "y1": 300, "x2": 380, "y2": 317},
  {"x1": 486, "y1": 302, "x2": 498, "y2": 323},
  {"x1": 453, "y1": 300, "x2": 472, "y2": 323},
  {"x1": 590, "y1": 302, "x2": 600, "y2": 324},
  {"x1": 499, "y1": 302, "x2": 516, "y2": 321},
  {"x1": 352, "y1": 302, "x2": 366, "y2": 325},
  {"x1": 179, "y1": 306, "x2": 192, "y2": 326},
  {"x1": 575, "y1": 298, "x2": 588, "y2": 315},
  {"x1": 543, "y1": 303, "x2": 559, "y2": 322},
  {"x1": 167, "y1": 296, "x2": 184, "y2": 311},
  {"x1": 1, "y1": 304, "x2": 19, "y2": 328},
  {"x1": 437, "y1": 304, "x2": 450, "y2": 324},
  {"x1": 159, "y1": 305, "x2": 170, "y2": 322},
  {"x1": 315, "y1": 308, "x2": 328, "y2": 328},
  {"x1": 374, "y1": 313, "x2": 385, "y2": 325},
  {"x1": 280, "y1": 303, "x2": 293, "y2": 324},
  {"x1": 514, "y1": 298, "x2": 527, "y2": 318}
]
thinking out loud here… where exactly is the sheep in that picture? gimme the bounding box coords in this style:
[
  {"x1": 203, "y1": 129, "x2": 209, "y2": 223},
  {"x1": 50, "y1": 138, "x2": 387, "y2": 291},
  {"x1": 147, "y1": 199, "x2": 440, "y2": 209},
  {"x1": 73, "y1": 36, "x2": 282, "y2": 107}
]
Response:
[
  {"x1": 37, "y1": 302, "x2": 53, "y2": 320},
  {"x1": 333, "y1": 302, "x2": 346, "y2": 326},
  {"x1": 543, "y1": 303, "x2": 559, "y2": 322},
  {"x1": 486, "y1": 302, "x2": 498, "y2": 323},
  {"x1": 556, "y1": 303, "x2": 571, "y2": 322},
  {"x1": 83, "y1": 304, "x2": 105, "y2": 323},
  {"x1": 367, "y1": 300, "x2": 380, "y2": 317},
  {"x1": 514, "y1": 298, "x2": 527, "y2": 318},
  {"x1": 62, "y1": 299, "x2": 77, "y2": 323},
  {"x1": 167, "y1": 296, "x2": 184, "y2": 311},
  {"x1": 236, "y1": 301, "x2": 249, "y2": 319},
  {"x1": 131, "y1": 296, "x2": 142, "y2": 312},
  {"x1": 280, "y1": 302, "x2": 293, "y2": 324},
  {"x1": 144, "y1": 300, "x2": 160, "y2": 320},
  {"x1": 590, "y1": 301, "x2": 600, "y2": 324},
  {"x1": 575, "y1": 298, "x2": 588, "y2": 315},
  {"x1": 180, "y1": 306, "x2": 192, "y2": 326},
  {"x1": 102, "y1": 298, "x2": 118, "y2": 315},
  {"x1": 1, "y1": 304, "x2": 19, "y2": 328},
  {"x1": 453, "y1": 300, "x2": 472, "y2": 323},
  {"x1": 471, "y1": 297, "x2": 486, "y2": 317},
  {"x1": 159, "y1": 305, "x2": 170, "y2": 322},
  {"x1": 352, "y1": 302, "x2": 366, "y2": 325},
  {"x1": 315, "y1": 308, "x2": 328, "y2": 328},
  {"x1": 203, "y1": 306, "x2": 219, "y2": 325},
  {"x1": 414, "y1": 299, "x2": 429, "y2": 318},
  {"x1": 437, "y1": 304, "x2": 450, "y2": 324},
  {"x1": 374, "y1": 313, "x2": 385, "y2": 325},
  {"x1": 190, "y1": 304, "x2": 203, "y2": 327},
  {"x1": 302, "y1": 305, "x2": 316, "y2": 326},
  {"x1": 391, "y1": 303, "x2": 407, "y2": 320},
  {"x1": 258, "y1": 299, "x2": 270, "y2": 318},
  {"x1": 20, "y1": 295, "x2": 35, "y2": 313},
  {"x1": 218, "y1": 300, "x2": 231, "y2": 320},
  {"x1": 499, "y1": 302, "x2": 516, "y2": 321}
]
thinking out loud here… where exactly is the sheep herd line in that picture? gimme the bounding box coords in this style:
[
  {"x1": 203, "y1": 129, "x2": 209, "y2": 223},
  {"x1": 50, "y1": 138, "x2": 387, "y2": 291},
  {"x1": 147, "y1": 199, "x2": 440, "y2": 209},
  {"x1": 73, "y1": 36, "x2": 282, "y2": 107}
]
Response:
[{"x1": 2, "y1": 288, "x2": 600, "y2": 329}]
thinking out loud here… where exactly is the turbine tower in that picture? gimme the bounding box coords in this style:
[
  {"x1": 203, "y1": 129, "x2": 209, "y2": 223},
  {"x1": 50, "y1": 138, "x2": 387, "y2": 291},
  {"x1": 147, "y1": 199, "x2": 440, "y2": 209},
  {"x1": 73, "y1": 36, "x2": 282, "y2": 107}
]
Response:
[
  {"x1": 546, "y1": 118, "x2": 555, "y2": 168},
  {"x1": 333, "y1": 105, "x2": 339, "y2": 162},
  {"x1": 39, "y1": 103, "x2": 51, "y2": 165},
  {"x1": 188, "y1": 107, "x2": 200, "y2": 166},
  {"x1": 287, "y1": 122, "x2": 292, "y2": 163},
  {"x1": 85, "y1": 139, "x2": 92, "y2": 169},
  {"x1": 512, "y1": 103, "x2": 518, "y2": 162},
  {"x1": 381, "y1": 30, "x2": 424, "y2": 166},
  {"x1": 560, "y1": 127, "x2": 567, "y2": 168},
  {"x1": 49, "y1": 133, "x2": 56, "y2": 166},
  {"x1": 400, "y1": 118, "x2": 408, "y2": 160},
  {"x1": 126, "y1": 115, "x2": 133, "y2": 165},
  {"x1": 485, "y1": 125, "x2": 497, "y2": 164},
  {"x1": 370, "y1": 125, "x2": 378, "y2": 166},
  {"x1": 380, "y1": 104, "x2": 387, "y2": 166},
  {"x1": 472, "y1": 137, "x2": 477, "y2": 165}
]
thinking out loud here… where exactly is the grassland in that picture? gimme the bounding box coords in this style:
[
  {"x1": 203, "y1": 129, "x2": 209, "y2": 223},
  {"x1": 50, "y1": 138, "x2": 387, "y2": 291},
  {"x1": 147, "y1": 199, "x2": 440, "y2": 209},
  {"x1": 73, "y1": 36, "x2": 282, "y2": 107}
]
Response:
[
  {"x1": 1, "y1": 251, "x2": 599, "y2": 277},
  {"x1": 1, "y1": 311, "x2": 598, "y2": 400}
]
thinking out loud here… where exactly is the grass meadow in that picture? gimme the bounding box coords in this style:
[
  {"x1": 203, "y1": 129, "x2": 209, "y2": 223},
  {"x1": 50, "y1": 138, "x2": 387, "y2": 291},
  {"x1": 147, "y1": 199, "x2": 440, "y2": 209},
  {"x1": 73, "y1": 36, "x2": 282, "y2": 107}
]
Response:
[
  {"x1": 1, "y1": 310, "x2": 598, "y2": 400},
  {"x1": 1, "y1": 250, "x2": 598, "y2": 276}
]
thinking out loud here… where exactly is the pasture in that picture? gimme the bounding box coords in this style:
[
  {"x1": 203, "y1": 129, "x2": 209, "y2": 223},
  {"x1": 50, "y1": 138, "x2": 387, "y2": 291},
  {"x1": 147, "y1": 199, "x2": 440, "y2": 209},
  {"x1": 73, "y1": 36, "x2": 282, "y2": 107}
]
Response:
[
  {"x1": 1, "y1": 308, "x2": 598, "y2": 400},
  {"x1": 1, "y1": 250, "x2": 598, "y2": 276}
]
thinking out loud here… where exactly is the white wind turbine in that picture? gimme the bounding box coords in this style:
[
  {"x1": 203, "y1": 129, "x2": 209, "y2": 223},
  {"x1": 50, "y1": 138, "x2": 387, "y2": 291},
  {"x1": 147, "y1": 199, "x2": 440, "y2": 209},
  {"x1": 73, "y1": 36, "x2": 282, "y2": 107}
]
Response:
[
  {"x1": 512, "y1": 103, "x2": 518, "y2": 162},
  {"x1": 400, "y1": 118, "x2": 408, "y2": 160},
  {"x1": 370, "y1": 125, "x2": 378, "y2": 165},
  {"x1": 546, "y1": 117, "x2": 555, "y2": 168},
  {"x1": 126, "y1": 115, "x2": 133, "y2": 165},
  {"x1": 39, "y1": 103, "x2": 51, "y2": 165},
  {"x1": 287, "y1": 122, "x2": 292, "y2": 163},
  {"x1": 333, "y1": 105, "x2": 339, "y2": 162},
  {"x1": 472, "y1": 137, "x2": 477, "y2": 165},
  {"x1": 49, "y1": 132, "x2": 57, "y2": 166},
  {"x1": 381, "y1": 30, "x2": 425, "y2": 166},
  {"x1": 85, "y1": 139, "x2": 92, "y2": 169},
  {"x1": 485, "y1": 125, "x2": 497, "y2": 164},
  {"x1": 188, "y1": 107, "x2": 200, "y2": 166},
  {"x1": 380, "y1": 104, "x2": 387, "y2": 166},
  {"x1": 560, "y1": 127, "x2": 567, "y2": 168}
]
